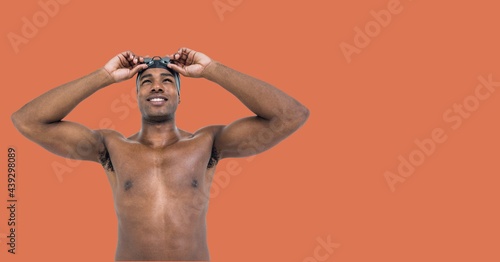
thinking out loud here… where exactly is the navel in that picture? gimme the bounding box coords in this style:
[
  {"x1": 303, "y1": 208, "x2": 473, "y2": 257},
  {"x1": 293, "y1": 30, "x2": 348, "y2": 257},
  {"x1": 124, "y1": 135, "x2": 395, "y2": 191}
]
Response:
[
  {"x1": 191, "y1": 179, "x2": 198, "y2": 188},
  {"x1": 124, "y1": 180, "x2": 133, "y2": 191}
]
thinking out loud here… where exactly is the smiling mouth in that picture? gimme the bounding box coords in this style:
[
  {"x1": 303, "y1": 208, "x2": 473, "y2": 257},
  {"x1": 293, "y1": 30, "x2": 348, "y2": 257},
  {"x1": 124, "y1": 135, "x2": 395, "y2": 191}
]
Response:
[
  {"x1": 147, "y1": 98, "x2": 168, "y2": 102},
  {"x1": 146, "y1": 97, "x2": 168, "y2": 106}
]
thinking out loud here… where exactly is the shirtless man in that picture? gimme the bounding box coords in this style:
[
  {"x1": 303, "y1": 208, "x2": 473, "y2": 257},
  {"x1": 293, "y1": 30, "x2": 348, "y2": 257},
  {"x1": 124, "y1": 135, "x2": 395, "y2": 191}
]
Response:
[{"x1": 11, "y1": 48, "x2": 309, "y2": 261}]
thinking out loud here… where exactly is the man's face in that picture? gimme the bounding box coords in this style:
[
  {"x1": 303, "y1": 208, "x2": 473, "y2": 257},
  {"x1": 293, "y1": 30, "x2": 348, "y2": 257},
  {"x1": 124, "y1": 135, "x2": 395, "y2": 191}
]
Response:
[{"x1": 137, "y1": 68, "x2": 180, "y2": 122}]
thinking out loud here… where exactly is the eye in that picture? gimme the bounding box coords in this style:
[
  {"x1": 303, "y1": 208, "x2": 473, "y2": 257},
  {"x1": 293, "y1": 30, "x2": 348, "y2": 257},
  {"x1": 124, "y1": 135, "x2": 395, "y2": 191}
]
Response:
[
  {"x1": 141, "y1": 80, "x2": 151, "y2": 85},
  {"x1": 163, "y1": 78, "x2": 173, "y2": 83}
]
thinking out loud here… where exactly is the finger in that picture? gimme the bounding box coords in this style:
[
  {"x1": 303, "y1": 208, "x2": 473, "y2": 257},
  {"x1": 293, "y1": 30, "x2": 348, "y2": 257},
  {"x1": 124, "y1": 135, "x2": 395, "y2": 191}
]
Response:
[
  {"x1": 133, "y1": 54, "x2": 144, "y2": 64},
  {"x1": 171, "y1": 56, "x2": 186, "y2": 67},
  {"x1": 122, "y1": 51, "x2": 134, "y2": 61},
  {"x1": 178, "y1": 47, "x2": 193, "y2": 55},
  {"x1": 174, "y1": 53, "x2": 190, "y2": 66},
  {"x1": 120, "y1": 50, "x2": 132, "y2": 58},
  {"x1": 167, "y1": 63, "x2": 188, "y2": 76},
  {"x1": 130, "y1": 64, "x2": 149, "y2": 76},
  {"x1": 129, "y1": 51, "x2": 137, "y2": 61},
  {"x1": 175, "y1": 47, "x2": 191, "y2": 59},
  {"x1": 123, "y1": 51, "x2": 135, "y2": 64},
  {"x1": 186, "y1": 51, "x2": 197, "y2": 65},
  {"x1": 123, "y1": 55, "x2": 134, "y2": 68},
  {"x1": 118, "y1": 55, "x2": 132, "y2": 68},
  {"x1": 173, "y1": 52, "x2": 183, "y2": 61},
  {"x1": 181, "y1": 53, "x2": 189, "y2": 61},
  {"x1": 131, "y1": 54, "x2": 139, "y2": 65}
]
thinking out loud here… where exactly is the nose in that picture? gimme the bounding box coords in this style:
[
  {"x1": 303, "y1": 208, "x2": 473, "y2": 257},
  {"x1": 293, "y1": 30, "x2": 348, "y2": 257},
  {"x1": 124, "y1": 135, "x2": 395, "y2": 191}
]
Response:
[{"x1": 150, "y1": 82, "x2": 164, "y2": 93}]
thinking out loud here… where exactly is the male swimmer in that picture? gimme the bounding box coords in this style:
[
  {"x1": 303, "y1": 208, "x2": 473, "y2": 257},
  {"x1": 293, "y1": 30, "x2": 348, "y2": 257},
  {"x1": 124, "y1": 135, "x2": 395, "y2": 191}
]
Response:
[{"x1": 12, "y1": 48, "x2": 309, "y2": 261}]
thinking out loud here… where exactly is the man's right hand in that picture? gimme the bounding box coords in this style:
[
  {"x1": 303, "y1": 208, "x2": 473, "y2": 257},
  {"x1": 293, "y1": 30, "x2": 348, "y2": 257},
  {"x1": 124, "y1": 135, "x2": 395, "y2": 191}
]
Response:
[{"x1": 103, "y1": 51, "x2": 149, "y2": 83}]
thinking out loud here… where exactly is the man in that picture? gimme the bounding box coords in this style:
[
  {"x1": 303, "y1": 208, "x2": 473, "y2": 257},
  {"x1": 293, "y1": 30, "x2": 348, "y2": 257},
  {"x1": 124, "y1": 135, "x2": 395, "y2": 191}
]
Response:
[{"x1": 11, "y1": 48, "x2": 309, "y2": 261}]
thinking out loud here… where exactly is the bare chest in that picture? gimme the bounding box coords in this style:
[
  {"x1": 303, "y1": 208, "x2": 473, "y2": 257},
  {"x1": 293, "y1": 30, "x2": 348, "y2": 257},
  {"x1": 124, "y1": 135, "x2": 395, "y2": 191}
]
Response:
[{"x1": 103, "y1": 136, "x2": 216, "y2": 206}]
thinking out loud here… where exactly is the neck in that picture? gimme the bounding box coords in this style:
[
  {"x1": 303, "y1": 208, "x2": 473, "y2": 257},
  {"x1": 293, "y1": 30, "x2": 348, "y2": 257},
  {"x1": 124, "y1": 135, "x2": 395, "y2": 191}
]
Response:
[{"x1": 138, "y1": 116, "x2": 181, "y2": 148}]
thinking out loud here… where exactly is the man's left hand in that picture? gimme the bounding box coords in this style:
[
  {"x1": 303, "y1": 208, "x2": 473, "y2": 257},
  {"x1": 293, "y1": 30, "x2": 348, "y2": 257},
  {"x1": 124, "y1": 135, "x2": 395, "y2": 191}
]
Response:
[{"x1": 167, "y1": 47, "x2": 214, "y2": 78}]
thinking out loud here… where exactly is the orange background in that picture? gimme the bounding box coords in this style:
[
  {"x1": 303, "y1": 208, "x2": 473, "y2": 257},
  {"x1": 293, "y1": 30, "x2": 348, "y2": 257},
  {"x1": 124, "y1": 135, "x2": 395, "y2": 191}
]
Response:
[{"x1": 1, "y1": 0, "x2": 500, "y2": 261}]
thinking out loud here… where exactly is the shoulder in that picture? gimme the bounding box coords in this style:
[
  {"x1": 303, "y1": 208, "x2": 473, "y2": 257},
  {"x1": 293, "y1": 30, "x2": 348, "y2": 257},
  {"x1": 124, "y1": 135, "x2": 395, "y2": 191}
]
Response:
[
  {"x1": 95, "y1": 129, "x2": 126, "y2": 139},
  {"x1": 193, "y1": 125, "x2": 225, "y2": 139},
  {"x1": 93, "y1": 129, "x2": 130, "y2": 148}
]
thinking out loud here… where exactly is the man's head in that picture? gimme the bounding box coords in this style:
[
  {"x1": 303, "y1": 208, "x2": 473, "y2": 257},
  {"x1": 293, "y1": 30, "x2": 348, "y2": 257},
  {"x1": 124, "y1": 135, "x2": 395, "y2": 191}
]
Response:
[{"x1": 136, "y1": 57, "x2": 181, "y2": 122}]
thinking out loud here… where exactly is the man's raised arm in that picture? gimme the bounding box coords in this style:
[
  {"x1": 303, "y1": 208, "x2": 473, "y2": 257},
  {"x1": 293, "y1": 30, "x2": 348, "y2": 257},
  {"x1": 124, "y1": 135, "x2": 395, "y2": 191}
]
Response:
[
  {"x1": 168, "y1": 48, "x2": 309, "y2": 159},
  {"x1": 11, "y1": 51, "x2": 147, "y2": 161}
]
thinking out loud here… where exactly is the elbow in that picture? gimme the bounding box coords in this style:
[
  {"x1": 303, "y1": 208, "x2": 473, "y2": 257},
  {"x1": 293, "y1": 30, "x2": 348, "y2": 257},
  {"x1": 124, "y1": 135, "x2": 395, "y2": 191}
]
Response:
[
  {"x1": 11, "y1": 111, "x2": 33, "y2": 137},
  {"x1": 11, "y1": 111, "x2": 22, "y2": 131},
  {"x1": 294, "y1": 104, "x2": 310, "y2": 128},
  {"x1": 280, "y1": 104, "x2": 309, "y2": 133},
  {"x1": 298, "y1": 105, "x2": 310, "y2": 125}
]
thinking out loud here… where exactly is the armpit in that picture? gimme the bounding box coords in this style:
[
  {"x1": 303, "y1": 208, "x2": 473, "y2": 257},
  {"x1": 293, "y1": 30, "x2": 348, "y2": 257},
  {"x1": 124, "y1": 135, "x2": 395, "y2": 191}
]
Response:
[
  {"x1": 207, "y1": 146, "x2": 220, "y2": 169},
  {"x1": 98, "y1": 145, "x2": 114, "y2": 172}
]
